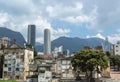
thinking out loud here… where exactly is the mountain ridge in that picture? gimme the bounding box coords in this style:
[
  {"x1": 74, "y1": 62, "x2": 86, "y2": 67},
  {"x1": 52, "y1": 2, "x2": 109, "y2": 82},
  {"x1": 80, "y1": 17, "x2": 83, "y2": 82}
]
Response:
[
  {"x1": 0, "y1": 27, "x2": 26, "y2": 45},
  {"x1": 36, "y1": 36, "x2": 111, "y2": 53}
]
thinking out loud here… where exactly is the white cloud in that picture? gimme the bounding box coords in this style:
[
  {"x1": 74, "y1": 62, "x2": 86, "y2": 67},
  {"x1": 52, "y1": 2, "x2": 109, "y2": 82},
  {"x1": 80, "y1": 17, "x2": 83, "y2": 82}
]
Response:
[
  {"x1": 117, "y1": 29, "x2": 120, "y2": 32},
  {"x1": 86, "y1": 33, "x2": 105, "y2": 40},
  {"x1": 107, "y1": 34, "x2": 120, "y2": 44},
  {"x1": 46, "y1": 2, "x2": 83, "y2": 18},
  {"x1": 0, "y1": 0, "x2": 120, "y2": 44},
  {"x1": 64, "y1": 15, "x2": 92, "y2": 24},
  {"x1": 0, "y1": 12, "x2": 9, "y2": 25},
  {"x1": 53, "y1": 28, "x2": 70, "y2": 39},
  {"x1": 86, "y1": 33, "x2": 120, "y2": 44}
]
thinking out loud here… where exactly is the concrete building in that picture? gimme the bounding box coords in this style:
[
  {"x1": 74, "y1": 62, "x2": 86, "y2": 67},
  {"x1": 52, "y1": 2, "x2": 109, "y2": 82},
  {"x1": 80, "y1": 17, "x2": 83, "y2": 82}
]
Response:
[
  {"x1": 0, "y1": 42, "x2": 34, "y2": 81},
  {"x1": 38, "y1": 64, "x2": 52, "y2": 82},
  {"x1": 63, "y1": 49, "x2": 70, "y2": 57},
  {"x1": 44, "y1": 29, "x2": 51, "y2": 54},
  {"x1": 0, "y1": 37, "x2": 10, "y2": 49},
  {"x1": 113, "y1": 41, "x2": 120, "y2": 55},
  {"x1": 27, "y1": 25, "x2": 36, "y2": 47},
  {"x1": 27, "y1": 55, "x2": 55, "y2": 82},
  {"x1": 52, "y1": 46, "x2": 63, "y2": 57},
  {"x1": 56, "y1": 57, "x2": 75, "y2": 80}
]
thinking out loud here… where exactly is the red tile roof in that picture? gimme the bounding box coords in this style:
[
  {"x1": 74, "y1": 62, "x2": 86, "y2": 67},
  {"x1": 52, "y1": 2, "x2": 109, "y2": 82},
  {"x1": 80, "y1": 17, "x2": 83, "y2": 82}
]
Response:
[{"x1": 39, "y1": 54, "x2": 54, "y2": 59}]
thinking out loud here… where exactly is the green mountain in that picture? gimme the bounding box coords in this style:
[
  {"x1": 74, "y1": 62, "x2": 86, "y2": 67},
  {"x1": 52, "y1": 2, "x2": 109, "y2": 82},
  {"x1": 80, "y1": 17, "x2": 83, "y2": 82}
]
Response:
[{"x1": 0, "y1": 27, "x2": 26, "y2": 45}]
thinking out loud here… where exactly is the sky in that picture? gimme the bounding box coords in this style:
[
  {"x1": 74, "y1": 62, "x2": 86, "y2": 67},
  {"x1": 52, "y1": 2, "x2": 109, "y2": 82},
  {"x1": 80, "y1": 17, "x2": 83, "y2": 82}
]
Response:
[{"x1": 0, "y1": 0, "x2": 120, "y2": 44}]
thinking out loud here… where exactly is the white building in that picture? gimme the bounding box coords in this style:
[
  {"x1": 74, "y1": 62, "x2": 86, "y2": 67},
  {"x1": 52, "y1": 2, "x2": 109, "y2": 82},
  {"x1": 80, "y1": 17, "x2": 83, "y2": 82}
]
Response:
[
  {"x1": 38, "y1": 64, "x2": 52, "y2": 82},
  {"x1": 52, "y1": 46, "x2": 63, "y2": 57},
  {"x1": 44, "y1": 29, "x2": 51, "y2": 54},
  {"x1": 113, "y1": 42, "x2": 120, "y2": 55},
  {"x1": 56, "y1": 57, "x2": 75, "y2": 80}
]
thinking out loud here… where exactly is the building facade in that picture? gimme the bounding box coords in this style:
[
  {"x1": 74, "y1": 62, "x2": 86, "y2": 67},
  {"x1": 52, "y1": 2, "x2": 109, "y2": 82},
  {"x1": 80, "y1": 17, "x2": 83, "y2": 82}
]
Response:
[
  {"x1": 44, "y1": 29, "x2": 51, "y2": 54},
  {"x1": 27, "y1": 25, "x2": 36, "y2": 47},
  {"x1": 113, "y1": 42, "x2": 120, "y2": 55},
  {"x1": 56, "y1": 57, "x2": 75, "y2": 80},
  {"x1": 1, "y1": 43, "x2": 34, "y2": 81},
  {"x1": 0, "y1": 37, "x2": 10, "y2": 49},
  {"x1": 38, "y1": 64, "x2": 52, "y2": 82}
]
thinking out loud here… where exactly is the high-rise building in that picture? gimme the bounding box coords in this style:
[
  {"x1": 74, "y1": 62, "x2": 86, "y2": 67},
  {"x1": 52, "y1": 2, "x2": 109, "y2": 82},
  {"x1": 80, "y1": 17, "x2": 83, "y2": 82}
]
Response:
[
  {"x1": 102, "y1": 37, "x2": 111, "y2": 52},
  {"x1": 27, "y1": 25, "x2": 36, "y2": 47},
  {"x1": 44, "y1": 29, "x2": 51, "y2": 54}
]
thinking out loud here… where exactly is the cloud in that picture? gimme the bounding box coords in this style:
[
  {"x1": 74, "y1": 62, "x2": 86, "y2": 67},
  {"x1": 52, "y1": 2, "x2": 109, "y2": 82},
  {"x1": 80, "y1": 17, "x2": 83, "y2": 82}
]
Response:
[
  {"x1": 86, "y1": 33, "x2": 105, "y2": 40},
  {"x1": 117, "y1": 29, "x2": 120, "y2": 32},
  {"x1": 0, "y1": 12, "x2": 9, "y2": 25},
  {"x1": 52, "y1": 28, "x2": 70, "y2": 40},
  {"x1": 107, "y1": 34, "x2": 120, "y2": 44},
  {"x1": 0, "y1": 0, "x2": 120, "y2": 44},
  {"x1": 46, "y1": 2, "x2": 83, "y2": 18},
  {"x1": 86, "y1": 33, "x2": 120, "y2": 44}
]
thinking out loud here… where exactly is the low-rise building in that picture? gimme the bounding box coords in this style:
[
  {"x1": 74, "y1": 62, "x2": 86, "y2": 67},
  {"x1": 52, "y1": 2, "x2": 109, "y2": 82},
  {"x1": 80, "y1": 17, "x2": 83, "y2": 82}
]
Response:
[
  {"x1": 113, "y1": 42, "x2": 120, "y2": 55},
  {"x1": 1, "y1": 42, "x2": 34, "y2": 81},
  {"x1": 38, "y1": 64, "x2": 52, "y2": 82},
  {"x1": 56, "y1": 57, "x2": 75, "y2": 80}
]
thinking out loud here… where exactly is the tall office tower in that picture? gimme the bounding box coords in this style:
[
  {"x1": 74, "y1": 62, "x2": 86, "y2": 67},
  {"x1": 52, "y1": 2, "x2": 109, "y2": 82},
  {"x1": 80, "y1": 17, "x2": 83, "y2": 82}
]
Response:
[
  {"x1": 102, "y1": 37, "x2": 111, "y2": 52},
  {"x1": 27, "y1": 25, "x2": 36, "y2": 47},
  {"x1": 44, "y1": 29, "x2": 51, "y2": 54}
]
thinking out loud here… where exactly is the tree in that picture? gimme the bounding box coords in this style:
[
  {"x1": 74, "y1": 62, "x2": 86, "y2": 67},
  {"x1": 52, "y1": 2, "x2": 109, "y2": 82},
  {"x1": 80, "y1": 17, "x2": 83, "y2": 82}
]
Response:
[
  {"x1": 110, "y1": 55, "x2": 120, "y2": 71},
  {"x1": 71, "y1": 50, "x2": 108, "y2": 82},
  {"x1": 34, "y1": 48, "x2": 38, "y2": 57}
]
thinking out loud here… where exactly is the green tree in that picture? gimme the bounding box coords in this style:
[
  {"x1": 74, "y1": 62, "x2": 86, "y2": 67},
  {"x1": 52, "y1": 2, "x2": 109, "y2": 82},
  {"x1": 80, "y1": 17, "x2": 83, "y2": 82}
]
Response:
[
  {"x1": 34, "y1": 48, "x2": 38, "y2": 57},
  {"x1": 110, "y1": 55, "x2": 120, "y2": 71},
  {"x1": 72, "y1": 50, "x2": 108, "y2": 82}
]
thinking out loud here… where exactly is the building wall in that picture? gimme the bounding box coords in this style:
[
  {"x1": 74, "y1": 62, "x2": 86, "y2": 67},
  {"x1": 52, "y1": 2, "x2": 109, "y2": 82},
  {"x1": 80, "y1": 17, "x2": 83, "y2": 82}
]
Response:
[
  {"x1": 38, "y1": 66, "x2": 52, "y2": 82},
  {"x1": 3, "y1": 49, "x2": 25, "y2": 79},
  {"x1": 44, "y1": 29, "x2": 51, "y2": 54},
  {"x1": 113, "y1": 44, "x2": 120, "y2": 55},
  {"x1": 38, "y1": 71, "x2": 52, "y2": 82},
  {"x1": 56, "y1": 59, "x2": 71, "y2": 74},
  {"x1": 24, "y1": 49, "x2": 34, "y2": 80},
  {"x1": 3, "y1": 48, "x2": 34, "y2": 81},
  {"x1": 28, "y1": 25, "x2": 36, "y2": 47},
  {"x1": 56, "y1": 58, "x2": 75, "y2": 80}
]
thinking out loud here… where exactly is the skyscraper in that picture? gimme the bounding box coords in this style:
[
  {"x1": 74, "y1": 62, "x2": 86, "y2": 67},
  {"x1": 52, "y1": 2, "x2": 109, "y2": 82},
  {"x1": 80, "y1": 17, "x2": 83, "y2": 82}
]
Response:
[
  {"x1": 102, "y1": 37, "x2": 111, "y2": 52},
  {"x1": 27, "y1": 25, "x2": 36, "y2": 47},
  {"x1": 44, "y1": 29, "x2": 51, "y2": 54}
]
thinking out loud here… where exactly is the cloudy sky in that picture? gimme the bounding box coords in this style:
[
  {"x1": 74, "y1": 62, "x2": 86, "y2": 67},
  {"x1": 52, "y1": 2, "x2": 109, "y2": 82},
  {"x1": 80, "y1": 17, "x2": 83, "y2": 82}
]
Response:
[{"x1": 0, "y1": 0, "x2": 120, "y2": 43}]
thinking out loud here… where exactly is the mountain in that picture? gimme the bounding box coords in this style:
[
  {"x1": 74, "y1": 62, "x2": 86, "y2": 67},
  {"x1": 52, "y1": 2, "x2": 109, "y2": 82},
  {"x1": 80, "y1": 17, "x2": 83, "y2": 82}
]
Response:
[
  {"x1": 35, "y1": 42, "x2": 42, "y2": 46},
  {"x1": 0, "y1": 27, "x2": 26, "y2": 45},
  {"x1": 36, "y1": 36, "x2": 111, "y2": 53}
]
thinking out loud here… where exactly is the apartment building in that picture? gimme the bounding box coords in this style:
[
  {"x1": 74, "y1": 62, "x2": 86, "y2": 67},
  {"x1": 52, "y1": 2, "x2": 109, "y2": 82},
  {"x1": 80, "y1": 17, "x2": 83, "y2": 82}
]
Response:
[
  {"x1": 38, "y1": 64, "x2": 52, "y2": 82},
  {"x1": 56, "y1": 57, "x2": 75, "y2": 80},
  {"x1": 1, "y1": 42, "x2": 34, "y2": 81},
  {"x1": 113, "y1": 42, "x2": 120, "y2": 55}
]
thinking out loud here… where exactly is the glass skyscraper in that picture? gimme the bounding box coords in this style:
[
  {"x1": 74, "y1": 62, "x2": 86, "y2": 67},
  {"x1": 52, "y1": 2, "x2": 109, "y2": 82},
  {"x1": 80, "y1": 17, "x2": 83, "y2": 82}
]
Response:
[{"x1": 27, "y1": 25, "x2": 36, "y2": 47}]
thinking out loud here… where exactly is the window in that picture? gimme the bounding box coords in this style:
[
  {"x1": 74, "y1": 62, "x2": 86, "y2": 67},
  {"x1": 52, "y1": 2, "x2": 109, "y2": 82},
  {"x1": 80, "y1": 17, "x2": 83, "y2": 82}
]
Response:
[
  {"x1": 4, "y1": 64, "x2": 7, "y2": 67},
  {"x1": 62, "y1": 60, "x2": 66, "y2": 64},
  {"x1": 8, "y1": 68, "x2": 11, "y2": 71},
  {"x1": 46, "y1": 77, "x2": 49, "y2": 79},
  {"x1": 16, "y1": 68, "x2": 19, "y2": 71}
]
